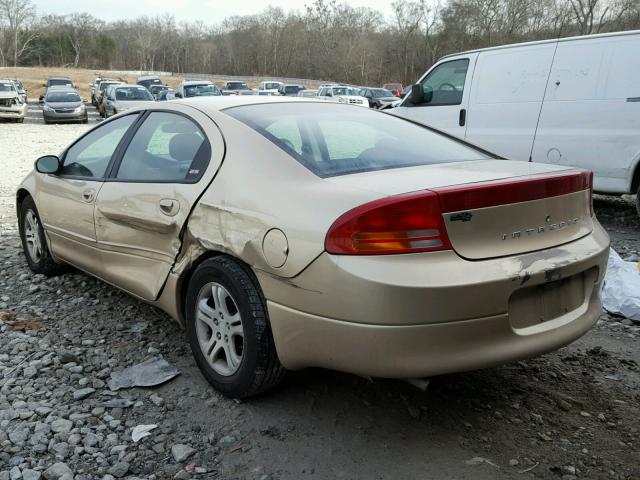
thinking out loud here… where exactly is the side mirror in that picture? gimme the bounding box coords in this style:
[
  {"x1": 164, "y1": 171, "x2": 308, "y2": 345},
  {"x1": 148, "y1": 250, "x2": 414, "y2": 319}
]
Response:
[
  {"x1": 35, "y1": 155, "x2": 61, "y2": 174},
  {"x1": 174, "y1": 92, "x2": 183, "y2": 98},
  {"x1": 409, "y1": 84, "x2": 432, "y2": 105}
]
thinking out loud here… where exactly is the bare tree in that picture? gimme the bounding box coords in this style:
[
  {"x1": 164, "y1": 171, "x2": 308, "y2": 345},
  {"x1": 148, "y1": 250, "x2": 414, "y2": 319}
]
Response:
[{"x1": 0, "y1": 0, "x2": 37, "y2": 66}]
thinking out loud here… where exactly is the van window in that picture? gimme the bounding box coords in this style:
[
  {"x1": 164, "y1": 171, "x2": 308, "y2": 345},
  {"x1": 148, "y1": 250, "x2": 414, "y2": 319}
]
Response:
[{"x1": 413, "y1": 59, "x2": 469, "y2": 106}]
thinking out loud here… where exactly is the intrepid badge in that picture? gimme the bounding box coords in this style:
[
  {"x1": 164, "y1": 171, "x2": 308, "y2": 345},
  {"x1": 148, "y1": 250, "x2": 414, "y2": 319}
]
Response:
[{"x1": 501, "y1": 217, "x2": 580, "y2": 241}]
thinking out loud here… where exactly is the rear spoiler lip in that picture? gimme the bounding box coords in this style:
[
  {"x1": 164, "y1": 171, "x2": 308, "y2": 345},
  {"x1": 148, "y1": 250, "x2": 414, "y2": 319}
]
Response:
[{"x1": 431, "y1": 169, "x2": 593, "y2": 213}]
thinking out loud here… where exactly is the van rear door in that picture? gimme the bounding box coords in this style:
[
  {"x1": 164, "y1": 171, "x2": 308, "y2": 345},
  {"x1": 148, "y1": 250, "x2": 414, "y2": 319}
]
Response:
[
  {"x1": 464, "y1": 43, "x2": 556, "y2": 161},
  {"x1": 531, "y1": 33, "x2": 640, "y2": 194},
  {"x1": 393, "y1": 53, "x2": 477, "y2": 139}
]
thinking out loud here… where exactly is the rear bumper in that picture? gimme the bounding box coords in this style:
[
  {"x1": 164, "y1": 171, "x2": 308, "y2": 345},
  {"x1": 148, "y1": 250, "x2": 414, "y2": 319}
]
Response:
[{"x1": 260, "y1": 221, "x2": 609, "y2": 377}]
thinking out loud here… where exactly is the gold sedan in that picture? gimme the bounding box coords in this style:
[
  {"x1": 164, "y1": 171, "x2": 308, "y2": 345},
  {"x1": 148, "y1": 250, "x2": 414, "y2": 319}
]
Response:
[{"x1": 16, "y1": 97, "x2": 609, "y2": 398}]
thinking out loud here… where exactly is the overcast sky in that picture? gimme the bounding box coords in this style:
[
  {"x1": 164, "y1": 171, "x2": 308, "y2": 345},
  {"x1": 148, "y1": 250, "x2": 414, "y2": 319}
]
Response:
[{"x1": 33, "y1": 0, "x2": 397, "y2": 24}]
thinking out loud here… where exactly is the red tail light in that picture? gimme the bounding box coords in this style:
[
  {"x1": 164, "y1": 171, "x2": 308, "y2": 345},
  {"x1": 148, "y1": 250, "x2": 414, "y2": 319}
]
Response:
[{"x1": 325, "y1": 191, "x2": 451, "y2": 255}]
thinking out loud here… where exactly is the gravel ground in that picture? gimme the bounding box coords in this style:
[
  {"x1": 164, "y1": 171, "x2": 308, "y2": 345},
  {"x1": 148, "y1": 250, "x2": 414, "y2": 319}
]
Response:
[{"x1": 1, "y1": 122, "x2": 639, "y2": 480}]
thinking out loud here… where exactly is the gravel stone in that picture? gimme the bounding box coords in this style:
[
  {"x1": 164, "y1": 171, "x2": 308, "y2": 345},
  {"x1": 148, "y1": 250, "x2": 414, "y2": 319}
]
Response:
[{"x1": 171, "y1": 443, "x2": 196, "y2": 462}]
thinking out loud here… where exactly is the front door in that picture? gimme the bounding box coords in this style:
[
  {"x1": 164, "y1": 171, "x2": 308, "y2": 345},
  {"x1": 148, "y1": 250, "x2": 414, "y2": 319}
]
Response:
[
  {"x1": 36, "y1": 114, "x2": 140, "y2": 273},
  {"x1": 393, "y1": 55, "x2": 477, "y2": 138},
  {"x1": 94, "y1": 106, "x2": 224, "y2": 301}
]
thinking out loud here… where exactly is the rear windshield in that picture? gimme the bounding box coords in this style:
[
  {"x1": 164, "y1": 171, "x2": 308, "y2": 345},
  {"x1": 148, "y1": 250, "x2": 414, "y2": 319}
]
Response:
[
  {"x1": 226, "y1": 103, "x2": 489, "y2": 177},
  {"x1": 226, "y1": 82, "x2": 248, "y2": 90},
  {"x1": 138, "y1": 78, "x2": 162, "y2": 87},
  {"x1": 49, "y1": 79, "x2": 72, "y2": 87},
  {"x1": 46, "y1": 92, "x2": 81, "y2": 102}
]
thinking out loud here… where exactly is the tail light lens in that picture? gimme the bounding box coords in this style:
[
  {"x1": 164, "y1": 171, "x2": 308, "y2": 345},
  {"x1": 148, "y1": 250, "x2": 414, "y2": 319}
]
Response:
[{"x1": 325, "y1": 191, "x2": 451, "y2": 255}]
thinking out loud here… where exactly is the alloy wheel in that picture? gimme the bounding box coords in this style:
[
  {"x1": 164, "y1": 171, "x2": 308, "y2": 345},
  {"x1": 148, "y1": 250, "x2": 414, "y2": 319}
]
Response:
[
  {"x1": 195, "y1": 282, "x2": 244, "y2": 376},
  {"x1": 23, "y1": 210, "x2": 42, "y2": 263}
]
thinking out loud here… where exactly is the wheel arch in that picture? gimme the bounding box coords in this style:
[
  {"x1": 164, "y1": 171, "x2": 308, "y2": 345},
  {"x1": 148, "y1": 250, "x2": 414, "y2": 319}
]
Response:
[
  {"x1": 174, "y1": 250, "x2": 264, "y2": 328},
  {"x1": 632, "y1": 158, "x2": 640, "y2": 194},
  {"x1": 16, "y1": 188, "x2": 32, "y2": 222}
]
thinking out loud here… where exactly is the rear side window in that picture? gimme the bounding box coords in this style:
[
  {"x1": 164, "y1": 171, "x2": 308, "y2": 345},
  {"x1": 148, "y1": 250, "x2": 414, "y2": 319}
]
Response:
[
  {"x1": 115, "y1": 112, "x2": 210, "y2": 182},
  {"x1": 226, "y1": 103, "x2": 488, "y2": 177}
]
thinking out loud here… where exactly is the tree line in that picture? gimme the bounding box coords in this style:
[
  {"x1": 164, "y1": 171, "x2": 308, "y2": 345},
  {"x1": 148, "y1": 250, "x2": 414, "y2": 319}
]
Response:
[{"x1": 0, "y1": 0, "x2": 639, "y2": 86}]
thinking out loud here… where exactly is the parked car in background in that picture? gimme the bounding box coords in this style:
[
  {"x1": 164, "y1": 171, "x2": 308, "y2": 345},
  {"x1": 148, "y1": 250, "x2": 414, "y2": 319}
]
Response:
[
  {"x1": 317, "y1": 85, "x2": 368, "y2": 107},
  {"x1": 0, "y1": 78, "x2": 27, "y2": 122},
  {"x1": 42, "y1": 87, "x2": 88, "y2": 124},
  {"x1": 175, "y1": 80, "x2": 222, "y2": 99},
  {"x1": 149, "y1": 84, "x2": 170, "y2": 99},
  {"x1": 279, "y1": 84, "x2": 305, "y2": 96},
  {"x1": 258, "y1": 80, "x2": 283, "y2": 94},
  {"x1": 222, "y1": 81, "x2": 251, "y2": 95},
  {"x1": 359, "y1": 87, "x2": 399, "y2": 109},
  {"x1": 10, "y1": 79, "x2": 27, "y2": 103},
  {"x1": 97, "y1": 81, "x2": 125, "y2": 117},
  {"x1": 91, "y1": 77, "x2": 116, "y2": 105},
  {"x1": 155, "y1": 88, "x2": 175, "y2": 101},
  {"x1": 137, "y1": 75, "x2": 162, "y2": 91},
  {"x1": 382, "y1": 83, "x2": 403, "y2": 97},
  {"x1": 103, "y1": 84, "x2": 154, "y2": 118},
  {"x1": 298, "y1": 89, "x2": 318, "y2": 97},
  {"x1": 393, "y1": 30, "x2": 640, "y2": 215},
  {"x1": 17, "y1": 97, "x2": 608, "y2": 399},
  {"x1": 40, "y1": 77, "x2": 74, "y2": 103}
]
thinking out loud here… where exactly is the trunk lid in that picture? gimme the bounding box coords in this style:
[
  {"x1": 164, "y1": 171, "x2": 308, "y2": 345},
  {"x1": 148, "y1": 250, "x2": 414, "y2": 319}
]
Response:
[{"x1": 326, "y1": 160, "x2": 594, "y2": 260}]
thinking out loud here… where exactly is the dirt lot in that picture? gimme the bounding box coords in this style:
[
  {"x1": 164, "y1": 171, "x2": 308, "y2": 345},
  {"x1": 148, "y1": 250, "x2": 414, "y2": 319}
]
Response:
[{"x1": 0, "y1": 122, "x2": 639, "y2": 480}]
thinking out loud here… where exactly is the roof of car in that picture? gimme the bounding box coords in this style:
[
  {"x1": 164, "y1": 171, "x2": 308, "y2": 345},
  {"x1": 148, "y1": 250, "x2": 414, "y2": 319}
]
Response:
[
  {"x1": 172, "y1": 95, "x2": 323, "y2": 112},
  {"x1": 48, "y1": 76, "x2": 72, "y2": 81},
  {"x1": 181, "y1": 80, "x2": 214, "y2": 86},
  {"x1": 46, "y1": 85, "x2": 76, "y2": 91}
]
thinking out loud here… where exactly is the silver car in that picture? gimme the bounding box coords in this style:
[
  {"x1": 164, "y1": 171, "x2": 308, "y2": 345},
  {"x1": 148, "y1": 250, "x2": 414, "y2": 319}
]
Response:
[
  {"x1": 103, "y1": 85, "x2": 154, "y2": 118},
  {"x1": 42, "y1": 87, "x2": 88, "y2": 124}
]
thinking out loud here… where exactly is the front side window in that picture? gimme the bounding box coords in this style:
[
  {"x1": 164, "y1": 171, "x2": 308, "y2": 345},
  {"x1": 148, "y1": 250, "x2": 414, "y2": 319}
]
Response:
[
  {"x1": 226, "y1": 103, "x2": 488, "y2": 177},
  {"x1": 61, "y1": 114, "x2": 139, "y2": 178},
  {"x1": 414, "y1": 58, "x2": 470, "y2": 106},
  {"x1": 115, "y1": 112, "x2": 210, "y2": 182}
]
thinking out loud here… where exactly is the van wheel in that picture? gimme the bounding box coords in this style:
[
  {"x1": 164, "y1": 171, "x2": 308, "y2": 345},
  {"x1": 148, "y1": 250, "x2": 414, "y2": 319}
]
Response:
[
  {"x1": 185, "y1": 256, "x2": 285, "y2": 398},
  {"x1": 19, "y1": 196, "x2": 62, "y2": 276}
]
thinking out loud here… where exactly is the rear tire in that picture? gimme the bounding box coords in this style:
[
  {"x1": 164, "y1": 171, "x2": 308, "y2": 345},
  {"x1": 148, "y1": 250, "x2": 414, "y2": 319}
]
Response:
[
  {"x1": 185, "y1": 256, "x2": 285, "y2": 398},
  {"x1": 19, "y1": 196, "x2": 62, "y2": 276},
  {"x1": 635, "y1": 185, "x2": 640, "y2": 218}
]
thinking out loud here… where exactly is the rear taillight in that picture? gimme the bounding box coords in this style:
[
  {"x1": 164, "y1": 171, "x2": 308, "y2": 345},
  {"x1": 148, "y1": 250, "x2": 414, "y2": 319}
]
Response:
[{"x1": 325, "y1": 191, "x2": 451, "y2": 255}]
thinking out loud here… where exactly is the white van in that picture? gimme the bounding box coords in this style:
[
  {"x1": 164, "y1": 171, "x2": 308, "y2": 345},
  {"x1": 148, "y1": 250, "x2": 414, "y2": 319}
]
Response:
[{"x1": 392, "y1": 30, "x2": 640, "y2": 213}]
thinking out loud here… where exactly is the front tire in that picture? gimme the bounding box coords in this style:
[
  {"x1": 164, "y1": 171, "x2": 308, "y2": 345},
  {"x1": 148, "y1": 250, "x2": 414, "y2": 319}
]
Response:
[
  {"x1": 185, "y1": 256, "x2": 285, "y2": 398},
  {"x1": 19, "y1": 196, "x2": 62, "y2": 276}
]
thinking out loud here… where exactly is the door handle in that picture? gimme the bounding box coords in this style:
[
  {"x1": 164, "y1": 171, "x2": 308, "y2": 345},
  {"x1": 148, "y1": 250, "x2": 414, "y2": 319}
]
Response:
[
  {"x1": 459, "y1": 108, "x2": 466, "y2": 127},
  {"x1": 82, "y1": 188, "x2": 96, "y2": 203},
  {"x1": 159, "y1": 198, "x2": 180, "y2": 216}
]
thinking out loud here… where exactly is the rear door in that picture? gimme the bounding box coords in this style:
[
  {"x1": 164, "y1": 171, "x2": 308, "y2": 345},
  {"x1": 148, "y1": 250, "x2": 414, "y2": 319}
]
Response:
[
  {"x1": 465, "y1": 43, "x2": 556, "y2": 161},
  {"x1": 531, "y1": 33, "x2": 640, "y2": 193},
  {"x1": 393, "y1": 54, "x2": 477, "y2": 138},
  {"x1": 93, "y1": 106, "x2": 225, "y2": 300}
]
